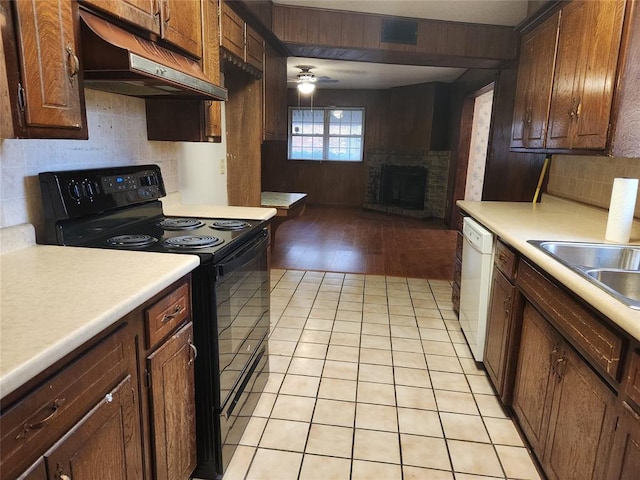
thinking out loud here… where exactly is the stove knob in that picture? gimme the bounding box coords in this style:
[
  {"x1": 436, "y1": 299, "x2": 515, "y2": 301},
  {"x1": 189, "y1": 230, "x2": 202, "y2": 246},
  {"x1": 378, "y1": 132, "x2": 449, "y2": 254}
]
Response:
[
  {"x1": 84, "y1": 180, "x2": 99, "y2": 199},
  {"x1": 68, "y1": 181, "x2": 83, "y2": 200},
  {"x1": 141, "y1": 174, "x2": 157, "y2": 187}
]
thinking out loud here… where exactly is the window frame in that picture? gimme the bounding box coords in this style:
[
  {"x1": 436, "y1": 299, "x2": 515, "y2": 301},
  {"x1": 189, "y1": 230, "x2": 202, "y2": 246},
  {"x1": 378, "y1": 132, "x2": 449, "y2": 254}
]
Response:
[{"x1": 287, "y1": 106, "x2": 366, "y2": 162}]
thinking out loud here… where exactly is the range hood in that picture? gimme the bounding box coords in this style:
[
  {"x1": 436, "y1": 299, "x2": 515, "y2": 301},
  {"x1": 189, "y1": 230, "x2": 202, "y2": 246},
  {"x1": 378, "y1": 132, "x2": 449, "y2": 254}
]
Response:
[{"x1": 79, "y1": 11, "x2": 227, "y2": 101}]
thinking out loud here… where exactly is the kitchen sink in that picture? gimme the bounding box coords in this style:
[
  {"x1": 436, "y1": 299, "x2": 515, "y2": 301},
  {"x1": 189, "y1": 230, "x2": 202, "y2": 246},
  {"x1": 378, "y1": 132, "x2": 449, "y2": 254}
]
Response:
[
  {"x1": 586, "y1": 269, "x2": 640, "y2": 303},
  {"x1": 529, "y1": 241, "x2": 640, "y2": 309}
]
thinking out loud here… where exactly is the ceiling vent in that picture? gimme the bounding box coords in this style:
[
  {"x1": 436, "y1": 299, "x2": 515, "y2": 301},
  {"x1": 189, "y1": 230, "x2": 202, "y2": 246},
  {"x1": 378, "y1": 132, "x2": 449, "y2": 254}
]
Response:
[{"x1": 381, "y1": 19, "x2": 418, "y2": 45}]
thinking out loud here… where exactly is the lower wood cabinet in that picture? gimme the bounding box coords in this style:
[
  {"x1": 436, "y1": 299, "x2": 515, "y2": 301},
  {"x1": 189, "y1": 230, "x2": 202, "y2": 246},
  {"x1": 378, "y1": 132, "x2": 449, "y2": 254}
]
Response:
[
  {"x1": 0, "y1": 276, "x2": 195, "y2": 480},
  {"x1": 484, "y1": 267, "x2": 516, "y2": 401},
  {"x1": 608, "y1": 401, "x2": 640, "y2": 480},
  {"x1": 45, "y1": 375, "x2": 142, "y2": 480},
  {"x1": 513, "y1": 302, "x2": 618, "y2": 480},
  {"x1": 147, "y1": 322, "x2": 197, "y2": 480}
]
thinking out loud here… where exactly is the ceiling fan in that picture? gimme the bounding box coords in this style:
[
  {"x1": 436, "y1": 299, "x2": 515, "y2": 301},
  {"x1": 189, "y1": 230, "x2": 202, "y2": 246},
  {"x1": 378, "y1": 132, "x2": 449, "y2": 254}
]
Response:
[{"x1": 288, "y1": 65, "x2": 338, "y2": 93}]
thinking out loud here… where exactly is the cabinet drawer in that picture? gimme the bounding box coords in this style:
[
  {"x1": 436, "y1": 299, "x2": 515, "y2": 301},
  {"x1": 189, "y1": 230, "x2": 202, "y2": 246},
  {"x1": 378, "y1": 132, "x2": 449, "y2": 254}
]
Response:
[
  {"x1": 0, "y1": 326, "x2": 131, "y2": 479},
  {"x1": 625, "y1": 350, "x2": 640, "y2": 408},
  {"x1": 145, "y1": 281, "x2": 190, "y2": 349},
  {"x1": 517, "y1": 260, "x2": 624, "y2": 382},
  {"x1": 495, "y1": 240, "x2": 517, "y2": 280}
]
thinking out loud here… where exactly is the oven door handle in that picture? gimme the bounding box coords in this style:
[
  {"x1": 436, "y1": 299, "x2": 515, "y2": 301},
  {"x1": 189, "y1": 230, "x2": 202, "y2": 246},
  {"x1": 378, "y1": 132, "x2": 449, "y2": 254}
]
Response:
[{"x1": 217, "y1": 229, "x2": 268, "y2": 276}]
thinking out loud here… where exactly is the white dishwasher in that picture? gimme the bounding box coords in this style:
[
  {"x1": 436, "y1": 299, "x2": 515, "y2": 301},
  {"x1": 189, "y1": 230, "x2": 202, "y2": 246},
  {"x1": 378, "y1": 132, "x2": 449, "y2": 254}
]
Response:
[{"x1": 459, "y1": 217, "x2": 495, "y2": 361}]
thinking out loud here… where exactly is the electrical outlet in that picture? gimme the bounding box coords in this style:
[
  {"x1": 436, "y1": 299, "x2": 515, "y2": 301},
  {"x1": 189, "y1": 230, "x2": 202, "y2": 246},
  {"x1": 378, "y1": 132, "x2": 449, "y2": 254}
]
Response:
[{"x1": 219, "y1": 157, "x2": 226, "y2": 175}]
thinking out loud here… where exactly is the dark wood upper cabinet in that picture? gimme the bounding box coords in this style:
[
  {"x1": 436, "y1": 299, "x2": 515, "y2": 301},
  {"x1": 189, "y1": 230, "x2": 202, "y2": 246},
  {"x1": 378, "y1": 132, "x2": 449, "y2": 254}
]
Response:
[
  {"x1": 220, "y1": 1, "x2": 245, "y2": 59},
  {"x1": 161, "y1": 0, "x2": 203, "y2": 59},
  {"x1": 78, "y1": 0, "x2": 159, "y2": 34},
  {"x1": 80, "y1": 0, "x2": 203, "y2": 58},
  {"x1": 546, "y1": 0, "x2": 626, "y2": 150},
  {"x1": 3, "y1": 0, "x2": 88, "y2": 139},
  {"x1": 511, "y1": 0, "x2": 628, "y2": 152},
  {"x1": 510, "y1": 12, "x2": 559, "y2": 149}
]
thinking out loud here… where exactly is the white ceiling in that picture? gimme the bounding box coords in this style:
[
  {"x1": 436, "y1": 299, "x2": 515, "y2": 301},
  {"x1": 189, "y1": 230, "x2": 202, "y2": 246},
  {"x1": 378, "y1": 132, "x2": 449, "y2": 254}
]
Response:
[{"x1": 277, "y1": 0, "x2": 530, "y2": 89}]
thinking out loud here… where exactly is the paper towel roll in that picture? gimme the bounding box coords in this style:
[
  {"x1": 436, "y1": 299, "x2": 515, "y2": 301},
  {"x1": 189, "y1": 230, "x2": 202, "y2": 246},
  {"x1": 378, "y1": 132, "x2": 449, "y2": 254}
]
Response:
[{"x1": 605, "y1": 177, "x2": 639, "y2": 243}]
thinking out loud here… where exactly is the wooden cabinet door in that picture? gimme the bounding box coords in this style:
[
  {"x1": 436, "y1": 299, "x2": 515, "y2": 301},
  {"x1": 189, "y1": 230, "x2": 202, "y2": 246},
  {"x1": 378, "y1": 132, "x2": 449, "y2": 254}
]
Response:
[
  {"x1": 148, "y1": 322, "x2": 197, "y2": 480},
  {"x1": 546, "y1": 0, "x2": 626, "y2": 149},
  {"x1": 484, "y1": 268, "x2": 515, "y2": 399},
  {"x1": 512, "y1": 302, "x2": 558, "y2": 458},
  {"x1": 220, "y1": 1, "x2": 245, "y2": 58},
  {"x1": 44, "y1": 375, "x2": 143, "y2": 480},
  {"x1": 511, "y1": 12, "x2": 559, "y2": 149},
  {"x1": 161, "y1": 0, "x2": 202, "y2": 59},
  {"x1": 13, "y1": 0, "x2": 86, "y2": 135},
  {"x1": 79, "y1": 0, "x2": 159, "y2": 34},
  {"x1": 245, "y1": 25, "x2": 264, "y2": 71},
  {"x1": 543, "y1": 344, "x2": 617, "y2": 480},
  {"x1": 608, "y1": 402, "x2": 640, "y2": 480}
]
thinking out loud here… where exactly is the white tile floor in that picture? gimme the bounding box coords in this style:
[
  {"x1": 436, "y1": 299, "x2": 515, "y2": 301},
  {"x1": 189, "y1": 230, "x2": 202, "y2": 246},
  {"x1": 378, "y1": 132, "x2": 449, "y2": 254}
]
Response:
[{"x1": 222, "y1": 270, "x2": 542, "y2": 480}]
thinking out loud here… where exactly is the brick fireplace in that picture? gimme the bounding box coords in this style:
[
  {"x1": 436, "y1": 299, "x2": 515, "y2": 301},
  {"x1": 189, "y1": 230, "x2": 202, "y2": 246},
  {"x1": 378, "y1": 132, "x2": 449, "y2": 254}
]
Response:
[{"x1": 364, "y1": 151, "x2": 451, "y2": 219}]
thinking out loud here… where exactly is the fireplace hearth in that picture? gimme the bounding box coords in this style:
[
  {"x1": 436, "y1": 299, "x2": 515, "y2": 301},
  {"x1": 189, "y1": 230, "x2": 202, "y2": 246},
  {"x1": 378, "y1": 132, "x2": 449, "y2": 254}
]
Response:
[
  {"x1": 364, "y1": 151, "x2": 450, "y2": 219},
  {"x1": 380, "y1": 165, "x2": 427, "y2": 209}
]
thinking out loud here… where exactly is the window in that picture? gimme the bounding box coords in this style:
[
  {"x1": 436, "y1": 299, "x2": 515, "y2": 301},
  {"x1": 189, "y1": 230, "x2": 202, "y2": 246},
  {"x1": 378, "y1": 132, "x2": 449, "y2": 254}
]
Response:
[{"x1": 288, "y1": 107, "x2": 365, "y2": 161}]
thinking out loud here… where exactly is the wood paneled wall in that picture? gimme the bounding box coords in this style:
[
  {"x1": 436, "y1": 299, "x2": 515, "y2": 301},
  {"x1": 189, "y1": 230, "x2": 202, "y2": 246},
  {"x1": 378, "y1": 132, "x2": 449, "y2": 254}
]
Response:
[
  {"x1": 271, "y1": 4, "x2": 518, "y2": 69},
  {"x1": 261, "y1": 89, "x2": 390, "y2": 207},
  {"x1": 388, "y1": 82, "x2": 450, "y2": 152},
  {"x1": 226, "y1": 66, "x2": 263, "y2": 206}
]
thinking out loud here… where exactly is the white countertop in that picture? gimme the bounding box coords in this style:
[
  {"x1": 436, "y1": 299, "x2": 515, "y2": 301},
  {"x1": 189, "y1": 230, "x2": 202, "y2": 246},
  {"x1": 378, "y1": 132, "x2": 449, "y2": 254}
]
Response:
[
  {"x1": 162, "y1": 193, "x2": 277, "y2": 220},
  {"x1": 457, "y1": 195, "x2": 640, "y2": 341},
  {"x1": 261, "y1": 192, "x2": 307, "y2": 209},
  {"x1": 0, "y1": 244, "x2": 199, "y2": 399}
]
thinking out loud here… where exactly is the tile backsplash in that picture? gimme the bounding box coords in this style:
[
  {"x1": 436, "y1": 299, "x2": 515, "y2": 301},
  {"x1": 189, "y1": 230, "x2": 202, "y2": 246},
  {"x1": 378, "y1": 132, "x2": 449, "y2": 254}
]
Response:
[
  {"x1": 547, "y1": 155, "x2": 640, "y2": 218},
  {"x1": 0, "y1": 89, "x2": 180, "y2": 232}
]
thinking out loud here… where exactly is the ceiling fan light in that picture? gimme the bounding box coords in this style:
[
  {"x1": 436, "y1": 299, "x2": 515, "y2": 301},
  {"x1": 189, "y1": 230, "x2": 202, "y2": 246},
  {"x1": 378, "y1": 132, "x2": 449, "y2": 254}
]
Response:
[{"x1": 298, "y1": 82, "x2": 316, "y2": 94}]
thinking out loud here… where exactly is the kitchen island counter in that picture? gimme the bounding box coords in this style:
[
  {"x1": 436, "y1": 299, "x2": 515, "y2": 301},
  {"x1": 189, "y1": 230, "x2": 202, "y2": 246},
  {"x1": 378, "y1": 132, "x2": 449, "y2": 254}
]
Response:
[
  {"x1": 162, "y1": 193, "x2": 277, "y2": 220},
  {"x1": 0, "y1": 224, "x2": 199, "y2": 399},
  {"x1": 458, "y1": 195, "x2": 640, "y2": 341}
]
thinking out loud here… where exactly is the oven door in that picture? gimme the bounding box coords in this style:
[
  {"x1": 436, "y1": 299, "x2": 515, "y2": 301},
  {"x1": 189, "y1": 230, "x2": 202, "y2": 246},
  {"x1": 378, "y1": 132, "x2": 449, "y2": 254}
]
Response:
[
  {"x1": 193, "y1": 228, "x2": 269, "y2": 479},
  {"x1": 215, "y1": 229, "x2": 270, "y2": 409},
  {"x1": 219, "y1": 342, "x2": 268, "y2": 472}
]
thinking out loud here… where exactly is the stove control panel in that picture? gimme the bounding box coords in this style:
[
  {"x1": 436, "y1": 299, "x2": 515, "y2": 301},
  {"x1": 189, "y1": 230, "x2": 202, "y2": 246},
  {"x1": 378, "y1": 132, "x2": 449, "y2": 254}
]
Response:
[{"x1": 39, "y1": 165, "x2": 165, "y2": 220}]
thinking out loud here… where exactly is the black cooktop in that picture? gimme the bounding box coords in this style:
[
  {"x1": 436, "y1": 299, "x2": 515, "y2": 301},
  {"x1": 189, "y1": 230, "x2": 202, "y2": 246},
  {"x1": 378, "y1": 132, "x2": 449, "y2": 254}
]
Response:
[{"x1": 38, "y1": 165, "x2": 266, "y2": 264}]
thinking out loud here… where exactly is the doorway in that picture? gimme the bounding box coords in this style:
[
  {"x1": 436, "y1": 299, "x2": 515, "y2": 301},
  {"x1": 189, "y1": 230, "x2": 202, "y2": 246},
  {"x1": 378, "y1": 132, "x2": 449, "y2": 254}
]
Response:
[{"x1": 464, "y1": 89, "x2": 494, "y2": 200}]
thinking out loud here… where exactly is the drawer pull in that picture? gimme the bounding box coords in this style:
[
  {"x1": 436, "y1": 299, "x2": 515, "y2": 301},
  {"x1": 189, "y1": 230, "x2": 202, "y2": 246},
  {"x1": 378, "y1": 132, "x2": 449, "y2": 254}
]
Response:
[
  {"x1": 161, "y1": 304, "x2": 184, "y2": 324},
  {"x1": 189, "y1": 341, "x2": 198, "y2": 365},
  {"x1": 16, "y1": 398, "x2": 65, "y2": 439}
]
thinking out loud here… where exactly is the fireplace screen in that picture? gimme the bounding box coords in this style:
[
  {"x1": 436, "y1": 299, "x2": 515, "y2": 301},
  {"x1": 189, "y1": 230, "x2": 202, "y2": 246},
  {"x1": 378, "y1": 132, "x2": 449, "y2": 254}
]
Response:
[{"x1": 380, "y1": 165, "x2": 427, "y2": 209}]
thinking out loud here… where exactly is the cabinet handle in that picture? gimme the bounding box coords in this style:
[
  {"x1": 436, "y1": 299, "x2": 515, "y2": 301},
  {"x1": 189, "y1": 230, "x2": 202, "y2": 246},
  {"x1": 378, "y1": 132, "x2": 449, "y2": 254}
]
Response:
[
  {"x1": 549, "y1": 347, "x2": 559, "y2": 372},
  {"x1": 575, "y1": 99, "x2": 582, "y2": 118},
  {"x1": 153, "y1": 0, "x2": 161, "y2": 20},
  {"x1": 189, "y1": 341, "x2": 198, "y2": 365},
  {"x1": 163, "y1": 0, "x2": 171, "y2": 23},
  {"x1": 503, "y1": 296, "x2": 511, "y2": 315},
  {"x1": 16, "y1": 398, "x2": 66, "y2": 439},
  {"x1": 555, "y1": 355, "x2": 566, "y2": 381},
  {"x1": 66, "y1": 46, "x2": 79, "y2": 84},
  {"x1": 161, "y1": 304, "x2": 184, "y2": 324},
  {"x1": 56, "y1": 463, "x2": 71, "y2": 480},
  {"x1": 623, "y1": 401, "x2": 640, "y2": 421}
]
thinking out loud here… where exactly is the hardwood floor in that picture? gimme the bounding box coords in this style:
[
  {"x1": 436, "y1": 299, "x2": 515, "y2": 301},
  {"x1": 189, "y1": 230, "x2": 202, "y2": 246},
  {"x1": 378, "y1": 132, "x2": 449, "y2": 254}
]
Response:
[{"x1": 270, "y1": 206, "x2": 457, "y2": 280}]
